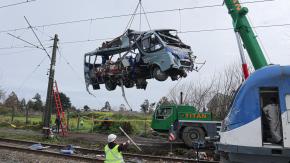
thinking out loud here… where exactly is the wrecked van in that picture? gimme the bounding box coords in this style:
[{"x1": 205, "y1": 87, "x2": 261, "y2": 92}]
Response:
[{"x1": 84, "y1": 29, "x2": 195, "y2": 91}]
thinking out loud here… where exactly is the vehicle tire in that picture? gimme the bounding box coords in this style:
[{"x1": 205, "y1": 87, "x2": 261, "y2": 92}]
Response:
[
  {"x1": 171, "y1": 75, "x2": 178, "y2": 81},
  {"x1": 92, "y1": 83, "x2": 100, "y2": 90},
  {"x1": 182, "y1": 127, "x2": 205, "y2": 148},
  {"x1": 181, "y1": 70, "x2": 187, "y2": 78},
  {"x1": 136, "y1": 79, "x2": 147, "y2": 89},
  {"x1": 152, "y1": 66, "x2": 168, "y2": 81},
  {"x1": 105, "y1": 80, "x2": 117, "y2": 91},
  {"x1": 124, "y1": 80, "x2": 134, "y2": 88}
]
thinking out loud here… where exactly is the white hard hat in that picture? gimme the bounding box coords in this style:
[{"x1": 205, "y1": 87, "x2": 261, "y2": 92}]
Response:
[{"x1": 108, "y1": 134, "x2": 117, "y2": 143}]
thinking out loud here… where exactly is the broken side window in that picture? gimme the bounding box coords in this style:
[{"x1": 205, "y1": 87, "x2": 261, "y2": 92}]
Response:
[{"x1": 141, "y1": 34, "x2": 163, "y2": 53}]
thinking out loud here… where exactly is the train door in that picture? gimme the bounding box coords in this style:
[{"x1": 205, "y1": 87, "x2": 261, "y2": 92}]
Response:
[
  {"x1": 260, "y1": 87, "x2": 283, "y2": 146},
  {"x1": 282, "y1": 94, "x2": 290, "y2": 147}
]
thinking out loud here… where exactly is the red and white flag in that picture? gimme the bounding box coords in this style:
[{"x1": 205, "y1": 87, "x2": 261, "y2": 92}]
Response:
[{"x1": 169, "y1": 132, "x2": 176, "y2": 141}]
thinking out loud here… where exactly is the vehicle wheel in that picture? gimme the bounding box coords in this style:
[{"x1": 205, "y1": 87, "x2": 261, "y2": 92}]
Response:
[
  {"x1": 171, "y1": 75, "x2": 178, "y2": 81},
  {"x1": 182, "y1": 127, "x2": 205, "y2": 148},
  {"x1": 152, "y1": 66, "x2": 168, "y2": 81},
  {"x1": 180, "y1": 70, "x2": 187, "y2": 78},
  {"x1": 105, "y1": 80, "x2": 117, "y2": 91},
  {"x1": 92, "y1": 83, "x2": 100, "y2": 90},
  {"x1": 124, "y1": 80, "x2": 134, "y2": 88},
  {"x1": 136, "y1": 79, "x2": 147, "y2": 89}
]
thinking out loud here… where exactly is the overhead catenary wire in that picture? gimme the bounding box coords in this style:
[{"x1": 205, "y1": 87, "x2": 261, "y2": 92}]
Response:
[
  {"x1": 0, "y1": 49, "x2": 38, "y2": 56},
  {"x1": 17, "y1": 56, "x2": 48, "y2": 92},
  {"x1": 0, "y1": 0, "x2": 36, "y2": 9},
  {"x1": 0, "y1": 0, "x2": 275, "y2": 34},
  {"x1": 2, "y1": 22, "x2": 290, "y2": 51},
  {"x1": 7, "y1": 33, "x2": 44, "y2": 50},
  {"x1": 247, "y1": 15, "x2": 272, "y2": 64},
  {"x1": 57, "y1": 46, "x2": 104, "y2": 105},
  {"x1": 57, "y1": 47, "x2": 83, "y2": 82},
  {"x1": 24, "y1": 16, "x2": 52, "y2": 60}
]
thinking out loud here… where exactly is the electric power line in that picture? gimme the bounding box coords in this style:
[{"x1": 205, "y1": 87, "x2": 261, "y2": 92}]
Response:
[
  {"x1": 57, "y1": 47, "x2": 104, "y2": 105},
  {"x1": 0, "y1": 0, "x2": 36, "y2": 9},
  {"x1": 24, "y1": 16, "x2": 52, "y2": 60},
  {"x1": 17, "y1": 56, "x2": 47, "y2": 91},
  {"x1": 57, "y1": 47, "x2": 83, "y2": 82},
  {"x1": 0, "y1": 0, "x2": 275, "y2": 34},
  {"x1": 1, "y1": 22, "x2": 289, "y2": 50},
  {"x1": 0, "y1": 49, "x2": 38, "y2": 56}
]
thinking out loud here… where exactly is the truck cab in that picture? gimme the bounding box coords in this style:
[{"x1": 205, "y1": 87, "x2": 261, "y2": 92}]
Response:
[{"x1": 151, "y1": 104, "x2": 221, "y2": 147}]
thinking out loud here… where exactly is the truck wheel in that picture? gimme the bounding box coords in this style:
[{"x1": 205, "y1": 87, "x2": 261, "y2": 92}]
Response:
[
  {"x1": 124, "y1": 80, "x2": 134, "y2": 88},
  {"x1": 153, "y1": 66, "x2": 168, "y2": 81},
  {"x1": 105, "y1": 80, "x2": 116, "y2": 91},
  {"x1": 182, "y1": 127, "x2": 205, "y2": 148}
]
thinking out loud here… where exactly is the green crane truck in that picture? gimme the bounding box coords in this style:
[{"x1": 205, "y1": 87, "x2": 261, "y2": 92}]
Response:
[{"x1": 151, "y1": 104, "x2": 221, "y2": 147}]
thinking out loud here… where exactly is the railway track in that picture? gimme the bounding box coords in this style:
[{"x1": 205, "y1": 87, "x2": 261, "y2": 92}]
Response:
[{"x1": 0, "y1": 137, "x2": 218, "y2": 163}]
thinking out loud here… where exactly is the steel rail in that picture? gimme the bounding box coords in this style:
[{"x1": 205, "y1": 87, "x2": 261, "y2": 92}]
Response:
[
  {"x1": 0, "y1": 137, "x2": 218, "y2": 162},
  {"x1": 0, "y1": 143, "x2": 103, "y2": 162}
]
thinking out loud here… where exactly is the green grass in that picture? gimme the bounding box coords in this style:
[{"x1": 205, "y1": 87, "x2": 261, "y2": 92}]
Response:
[{"x1": 0, "y1": 111, "x2": 152, "y2": 134}]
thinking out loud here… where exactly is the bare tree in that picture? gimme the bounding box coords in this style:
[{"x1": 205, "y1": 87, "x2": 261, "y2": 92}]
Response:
[
  {"x1": 167, "y1": 62, "x2": 245, "y2": 119},
  {"x1": 209, "y1": 63, "x2": 244, "y2": 119},
  {"x1": 140, "y1": 99, "x2": 149, "y2": 113},
  {"x1": 168, "y1": 78, "x2": 216, "y2": 112},
  {"x1": 4, "y1": 92, "x2": 19, "y2": 122}
]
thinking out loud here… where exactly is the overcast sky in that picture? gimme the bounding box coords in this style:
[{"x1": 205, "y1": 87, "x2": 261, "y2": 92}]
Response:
[{"x1": 0, "y1": 0, "x2": 289, "y2": 110}]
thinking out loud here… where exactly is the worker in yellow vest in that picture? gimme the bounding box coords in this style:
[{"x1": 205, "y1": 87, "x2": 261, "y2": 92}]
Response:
[{"x1": 104, "y1": 134, "x2": 130, "y2": 163}]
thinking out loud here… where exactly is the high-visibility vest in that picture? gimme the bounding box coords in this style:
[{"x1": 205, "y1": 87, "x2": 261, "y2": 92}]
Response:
[{"x1": 104, "y1": 144, "x2": 124, "y2": 163}]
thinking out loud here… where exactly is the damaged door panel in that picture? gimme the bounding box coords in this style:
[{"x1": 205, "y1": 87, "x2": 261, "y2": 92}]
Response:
[{"x1": 84, "y1": 29, "x2": 196, "y2": 91}]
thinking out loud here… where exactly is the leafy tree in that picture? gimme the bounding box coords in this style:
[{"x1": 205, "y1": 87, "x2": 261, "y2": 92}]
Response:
[
  {"x1": 156, "y1": 96, "x2": 172, "y2": 108},
  {"x1": 32, "y1": 93, "x2": 43, "y2": 111},
  {"x1": 140, "y1": 99, "x2": 149, "y2": 113},
  {"x1": 101, "y1": 101, "x2": 111, "y2": 111},
  {"x1": 148, "y1": 102, "x2": 156, "y2": 114},
  {"x1": 52, "y1": 92, "x2": 72, "y2": 113},
  {"x1": 59, "y1": 92, "x2": 72, "y2": 110},
  {"x1": 4, "y1": 92, "x2": 19, "y2": 108},
  {"x1": 70, "y1": 106, "x2": 77, "y2": 112},
  {"x1": 26, "y1": 100, "x2": 34, "y2": 110},
  {"x1": 4, "y1": 91, "x2": 19, "y2": 122},
  {"x1": 119, "y1": 104, "x2": 126, "y2": 112},
  {"x1": 19, "y1": 98, "x2": 26, "y2": 112},
  {"x1": 83, "y1": 105, "x2": 90, "y2": 112}
]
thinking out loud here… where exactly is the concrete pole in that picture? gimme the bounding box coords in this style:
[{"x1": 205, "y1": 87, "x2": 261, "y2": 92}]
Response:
[{"x1": 43, "y1": 34, "x2": 58, "y2": 137}]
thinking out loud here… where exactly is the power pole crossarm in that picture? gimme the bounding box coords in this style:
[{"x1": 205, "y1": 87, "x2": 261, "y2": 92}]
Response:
[{"x1": 43, "y1": 34, "x2": 58, "y2": 137}]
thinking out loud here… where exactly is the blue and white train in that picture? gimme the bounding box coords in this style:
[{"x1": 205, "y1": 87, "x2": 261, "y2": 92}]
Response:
[{"x1": 216, "y1": 65, "x2": 290, "y2": 163}]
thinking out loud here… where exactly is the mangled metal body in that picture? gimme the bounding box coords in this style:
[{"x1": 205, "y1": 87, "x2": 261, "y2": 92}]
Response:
[{"x1": 84, "y1": 29, "x2": 196, "y2": 91}]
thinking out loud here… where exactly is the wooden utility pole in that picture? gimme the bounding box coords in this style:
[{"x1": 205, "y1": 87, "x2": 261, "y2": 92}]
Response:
[{"x1": 43, "y1": 34, "x2": 58, "y2": 137}]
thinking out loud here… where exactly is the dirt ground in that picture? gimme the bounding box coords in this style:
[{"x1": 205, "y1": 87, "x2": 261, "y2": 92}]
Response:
[
  {"x1": 0, "y1": 127, "x2": 214, "y2": 160},
  {"x1": 0, "y1": 127, "x2": 183, "y2": 155},
  {"x1": 0, "y1": 149, "x2": 86, "y2": 163}
]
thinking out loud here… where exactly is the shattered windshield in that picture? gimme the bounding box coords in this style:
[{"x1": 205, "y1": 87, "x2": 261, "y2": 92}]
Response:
[{"x1": 156, "y1": 30, "x2": 189, "y2": 49}]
